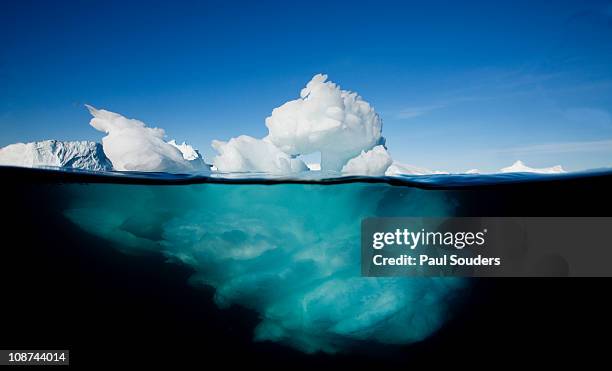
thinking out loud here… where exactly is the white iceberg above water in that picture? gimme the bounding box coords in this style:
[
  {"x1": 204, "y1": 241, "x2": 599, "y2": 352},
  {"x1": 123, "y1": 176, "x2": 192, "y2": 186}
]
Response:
[
  {"x1": 212, "y1": 74, "x2": 389, "y2": 175},
  {"x1": 167, "y1": 139, "x2": 204, "y2": 162},
  {"x1": 0, "y1": 74, "x2": 572, "y2": 177},
  {"x1": 500, "y1": 160, "x2": 565, "y2": 174},
  {"x1": 87, "y1": 105, "x2": 209, "y2": 173},
  {"x1": 0, "y1": 140, "x2": 113, "y2": 171},
  {"x1": 0, "y1": 108, "x2": 210, "y2": 173},
  {"x1": 265, "y1": 74, "x2": 385, "y2": 172},
  {"x1": 341, "y1": 145, "x2": 393, "y2": 176},
  {"x1": 385, "y1": 162, "x2": 449, "y2": 176},
  {"x1": 211, "y1": 135, "x2": 308, "y2": 174}
]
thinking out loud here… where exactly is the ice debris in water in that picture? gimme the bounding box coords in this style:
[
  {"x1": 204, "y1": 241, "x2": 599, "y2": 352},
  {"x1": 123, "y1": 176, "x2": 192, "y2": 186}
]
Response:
[
  {"x1": 213, "y1": 74, "x2": 390, "y2": 174},
  {"x1": 86, "y1": 105, "x2": 209, "y2": 173},
  {"x1": 64, "y1": 183, "x2": 465, "y2": 353},
  {"x1": 0, "y1": 140, "x2": 113, "y2": 171}
]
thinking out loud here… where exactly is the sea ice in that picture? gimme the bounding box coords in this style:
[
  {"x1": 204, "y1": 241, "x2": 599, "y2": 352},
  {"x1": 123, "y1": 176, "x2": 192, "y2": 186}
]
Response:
[
  {"x1": 87, "y1": 105, "x2": 209, "y2": 173},
  {"x1": 0, "y1": 140, "x2": 113, "y2": 171}
]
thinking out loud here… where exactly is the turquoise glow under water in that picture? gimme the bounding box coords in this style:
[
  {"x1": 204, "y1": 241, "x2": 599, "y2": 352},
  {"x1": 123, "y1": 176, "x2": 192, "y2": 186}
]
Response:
[{"x1": 61, "y1": 181, "x2": 466, "y2": 353}]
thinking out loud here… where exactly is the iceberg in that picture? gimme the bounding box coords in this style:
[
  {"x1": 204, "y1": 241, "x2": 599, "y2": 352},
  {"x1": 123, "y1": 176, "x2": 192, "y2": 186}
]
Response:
[
  {"x1": 167, "y1": 139, "x2": 209, "y2": 170},
  {"x1": 265, "y1": 74, "x2": 385, "y2": 172},
  {"x1": 500, "y1": 160, "x2": 565, "y2": 174},
  {"x1": 63, "y1": 181, "x2": 465, "y2": 353},
  {"x1": 385, "y1": 162, "x2": 448, "y2": 176},
  {"x1": 341, "y1": 145, "x2": 392, "y2": 176},
  {"x1": 87, "y1": 105, "x2": 209, "y2": 173},
  {"x1": 211, "y1": 136, "x2": 308, "y2": 174},
  {"x1": 212, "y1": 74, "x2": 388, "y2": 175},
  {"x1": 0, "y1": 140, "x2": 113, "y2": 171}
]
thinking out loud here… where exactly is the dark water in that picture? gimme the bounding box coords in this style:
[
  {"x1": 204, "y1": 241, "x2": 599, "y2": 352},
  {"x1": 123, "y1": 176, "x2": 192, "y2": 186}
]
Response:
[{"x1": 1, "y1": 166, "x2": 611, "y2": 367}]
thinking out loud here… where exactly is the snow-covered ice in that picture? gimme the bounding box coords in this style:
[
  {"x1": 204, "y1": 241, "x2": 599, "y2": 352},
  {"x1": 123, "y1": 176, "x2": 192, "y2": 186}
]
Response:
[{"x1": 0, "y1": 140, "x2": 113, "y2": 171}]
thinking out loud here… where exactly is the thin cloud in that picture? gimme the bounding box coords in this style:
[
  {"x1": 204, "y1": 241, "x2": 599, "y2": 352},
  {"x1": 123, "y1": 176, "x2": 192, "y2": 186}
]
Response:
[
  {"x1": 498, "y1": 139, "x2": 612, "y2": 155},
  {"x1": 396, "y1": 104, "x2": 446, "y2": 119},
  {"x1": 564, "y1": 108, "x2": 612, "y2": 127},
  {"x1": 394, "y1": 69, "x2": 559, "y2": 121}
]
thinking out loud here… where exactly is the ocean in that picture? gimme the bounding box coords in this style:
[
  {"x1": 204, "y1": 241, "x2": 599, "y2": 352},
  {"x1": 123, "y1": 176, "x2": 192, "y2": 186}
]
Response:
[{"x1": 2, "y1": 165, "x2": 611, "y2": 367}]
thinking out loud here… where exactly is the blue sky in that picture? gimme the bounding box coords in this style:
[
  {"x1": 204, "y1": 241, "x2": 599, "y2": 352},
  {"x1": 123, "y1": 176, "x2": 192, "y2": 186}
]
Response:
[{"x1": 1, "y1": 0, "x2": 612, "y2": 172}]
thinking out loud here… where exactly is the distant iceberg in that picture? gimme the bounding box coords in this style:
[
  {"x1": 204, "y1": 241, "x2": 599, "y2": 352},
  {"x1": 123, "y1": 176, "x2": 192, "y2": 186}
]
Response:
[
  {"x1": 385, "y1": 162, "x2": 448, "y2": 176},
  {"x1": 500, "y1": 160, "x2": 565, "y2": 174},
  {"x1": 0, "y1": 140, "x2": 113, "y2": 171}
]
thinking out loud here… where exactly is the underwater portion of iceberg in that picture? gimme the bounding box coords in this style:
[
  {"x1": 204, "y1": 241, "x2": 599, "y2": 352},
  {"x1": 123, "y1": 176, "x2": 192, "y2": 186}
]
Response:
[{"x1": 63, "y1": 182, "x2": 465, "y2": 353}]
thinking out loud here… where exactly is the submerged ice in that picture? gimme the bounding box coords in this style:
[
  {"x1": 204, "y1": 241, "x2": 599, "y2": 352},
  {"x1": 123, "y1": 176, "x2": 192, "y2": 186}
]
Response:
[{"x1": 63, "y1": 182, "x2": 465, "y2": 353}]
